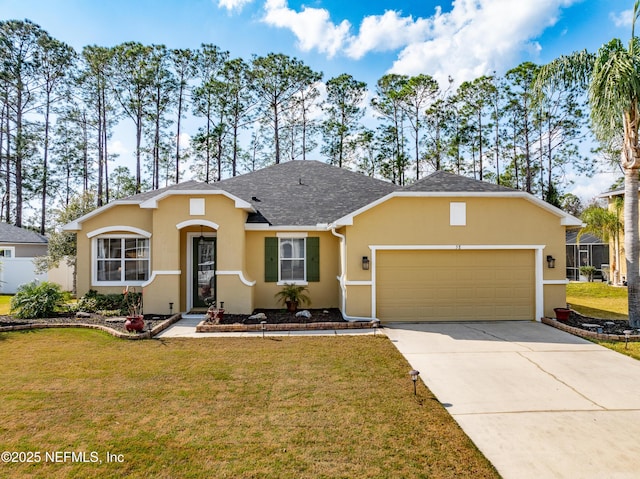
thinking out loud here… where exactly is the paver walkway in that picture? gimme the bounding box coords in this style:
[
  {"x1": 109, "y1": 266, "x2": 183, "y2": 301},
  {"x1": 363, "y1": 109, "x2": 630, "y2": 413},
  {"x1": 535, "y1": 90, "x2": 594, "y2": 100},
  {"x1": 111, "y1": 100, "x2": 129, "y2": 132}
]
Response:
[{"x1": 385, "y1": 321, "x2": 640, "y2": 479}]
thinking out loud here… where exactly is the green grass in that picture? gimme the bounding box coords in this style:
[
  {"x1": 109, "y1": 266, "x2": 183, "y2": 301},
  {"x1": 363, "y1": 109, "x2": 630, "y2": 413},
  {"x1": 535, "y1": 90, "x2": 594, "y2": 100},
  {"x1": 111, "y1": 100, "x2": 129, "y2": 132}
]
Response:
[
  {"x1": 0, "y1": 295, "x2": 11, "y2": 315},
  {"x1": 0, "y1": 329, "x2": 498, "y2": 479},
  {"x1": 566, "y1": 282, "x2": 629, "y2": 320}
]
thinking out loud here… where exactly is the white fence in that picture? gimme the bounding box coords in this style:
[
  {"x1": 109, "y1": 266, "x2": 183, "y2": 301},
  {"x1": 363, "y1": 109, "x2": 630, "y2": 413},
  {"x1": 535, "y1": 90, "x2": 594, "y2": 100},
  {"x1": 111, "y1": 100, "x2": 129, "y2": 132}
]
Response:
[{"x1": 0, "y1": 258, "x2": 47, "y2": 294}]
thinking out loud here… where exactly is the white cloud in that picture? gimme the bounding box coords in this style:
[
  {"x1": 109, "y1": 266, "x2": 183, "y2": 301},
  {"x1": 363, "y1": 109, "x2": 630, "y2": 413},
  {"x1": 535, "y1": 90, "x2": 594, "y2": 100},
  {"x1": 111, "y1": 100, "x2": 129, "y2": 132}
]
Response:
[
  {"x1": 345, "y1": 10, "x2": 430, "y2": 59},
  {"x1": 263, "y1": 0, "x2": 351, "y2": 58},
  {"x1": 610, "y1": 9, "x2": 634, "y2": 28},
  {"x1": 261, "y1": 0, "x2": 580, "y2": 87},
  {"x1": 218, "y1": 0, "x2": 254, "y2": 13},
  {"x1": 389, "y1": 0, "x2": 579, "y2": 86},
  {"x1": 108, "y1": 139, "x2": 128, "y2": 156}
]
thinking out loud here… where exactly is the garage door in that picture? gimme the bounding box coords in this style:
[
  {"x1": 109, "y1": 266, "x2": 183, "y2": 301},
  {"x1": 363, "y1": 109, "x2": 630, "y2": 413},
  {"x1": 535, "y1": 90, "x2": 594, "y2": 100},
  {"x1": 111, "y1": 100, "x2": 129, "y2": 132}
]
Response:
[{"x1": 376, "y1": 250, "x2": 534, "y2": 322}]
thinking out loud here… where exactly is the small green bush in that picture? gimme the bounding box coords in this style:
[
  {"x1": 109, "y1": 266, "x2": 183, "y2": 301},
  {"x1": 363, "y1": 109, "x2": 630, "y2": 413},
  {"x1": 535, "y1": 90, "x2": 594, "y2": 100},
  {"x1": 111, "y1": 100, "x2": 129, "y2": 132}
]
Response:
[
  {"x1": 77, "y1": 289, "x2": 141, "y2": 315},
  {"x1": 10, "y1": 281, "x2": 65, "y2": 319}
]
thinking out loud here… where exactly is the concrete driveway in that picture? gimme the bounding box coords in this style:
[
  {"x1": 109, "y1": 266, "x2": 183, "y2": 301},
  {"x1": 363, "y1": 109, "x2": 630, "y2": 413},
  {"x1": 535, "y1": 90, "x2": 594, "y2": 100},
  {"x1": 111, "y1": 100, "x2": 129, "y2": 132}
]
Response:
[{"x1": 385, "y1": 321, "x2": 640, "y2": 479}]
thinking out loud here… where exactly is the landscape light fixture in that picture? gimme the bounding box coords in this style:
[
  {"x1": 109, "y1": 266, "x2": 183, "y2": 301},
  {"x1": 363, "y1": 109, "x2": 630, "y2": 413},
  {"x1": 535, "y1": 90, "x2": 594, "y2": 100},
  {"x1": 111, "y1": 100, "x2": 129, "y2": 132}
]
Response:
[
  {"x1": 371, "y1": 319, "x2": 380, "y2": 336},
  {"x1": 624, "y1": 330, "x2": 633, "y2": 349},
  {"x1": 546, "y1": 255, "x2": 556, "y2": 269},
  {"x1": 261, "y1": 320, "x2": 267, "y2": 338},
  {"x1": 409, "y1": 370, "x2": 420, "y2": 395},
  {"x1": 169, "y1": 302, "x2": 174, "y2": 315},
  {"x1": 362, "y1": 256, "x2": 370, "y2": 270}
]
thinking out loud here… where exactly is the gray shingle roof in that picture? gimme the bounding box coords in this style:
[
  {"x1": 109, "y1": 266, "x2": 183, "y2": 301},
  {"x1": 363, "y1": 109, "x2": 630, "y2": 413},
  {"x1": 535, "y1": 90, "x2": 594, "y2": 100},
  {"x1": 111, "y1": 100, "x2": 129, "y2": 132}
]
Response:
[
  {"x1": 90, "y1": 162, "x2": 542, "y2": 228},
  {"x1": 0, "y1": 222, "x2": 48, "y2": 244},
  {"x1": 214, "y1": 160, "x2": 400, "y2": 225},
  {"x1": 404, "y1": 170, "x2": 517, "y2": 192}
]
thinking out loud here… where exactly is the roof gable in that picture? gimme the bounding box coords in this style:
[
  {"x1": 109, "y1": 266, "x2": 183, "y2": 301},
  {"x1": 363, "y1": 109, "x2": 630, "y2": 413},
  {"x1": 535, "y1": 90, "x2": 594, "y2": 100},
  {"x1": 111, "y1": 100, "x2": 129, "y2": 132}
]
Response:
[
  {"x1": 215, "y1": 160, "x2": 400, "y2": 226},
  {"x1": 0, "y1": 222, "x2": 48, "y2": 244},
  {"x1": 404, "y1": 170, "x2": 516, "y2": 193}
]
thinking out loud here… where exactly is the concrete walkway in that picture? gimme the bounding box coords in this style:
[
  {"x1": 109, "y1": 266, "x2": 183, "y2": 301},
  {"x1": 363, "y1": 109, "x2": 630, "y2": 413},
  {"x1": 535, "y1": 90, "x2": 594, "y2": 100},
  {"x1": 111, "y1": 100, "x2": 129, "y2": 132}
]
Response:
[{"x1": 385, "y1": 321, "x2": 640, "y2": 479}]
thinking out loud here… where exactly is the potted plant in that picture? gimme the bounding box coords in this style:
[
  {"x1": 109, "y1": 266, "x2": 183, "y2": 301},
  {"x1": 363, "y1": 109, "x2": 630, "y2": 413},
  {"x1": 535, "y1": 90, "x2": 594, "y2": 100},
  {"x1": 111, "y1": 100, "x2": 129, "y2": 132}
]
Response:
[
  {"x1": 275, "y1": 283, "x2": 311, "y2": 313},
  {"x1": 123, "y1": 286, "x2": 145, "y2": 332},
  {"x1": 553, "y1": 307, "x2": 571, "y2": 321}
]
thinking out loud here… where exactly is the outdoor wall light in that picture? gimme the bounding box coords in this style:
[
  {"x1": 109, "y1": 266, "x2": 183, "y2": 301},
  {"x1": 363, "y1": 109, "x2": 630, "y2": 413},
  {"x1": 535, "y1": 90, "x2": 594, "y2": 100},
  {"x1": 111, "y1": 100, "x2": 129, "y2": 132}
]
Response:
[
  {"x1": 546, "y1": 255, "x2": 556, "y2": 269},
  {"x1": 409, "y1": 369, "x2": 420, "y2": 395},
  {"x1": 362, "y1": 256, "x2": 370, "y2": 270}
]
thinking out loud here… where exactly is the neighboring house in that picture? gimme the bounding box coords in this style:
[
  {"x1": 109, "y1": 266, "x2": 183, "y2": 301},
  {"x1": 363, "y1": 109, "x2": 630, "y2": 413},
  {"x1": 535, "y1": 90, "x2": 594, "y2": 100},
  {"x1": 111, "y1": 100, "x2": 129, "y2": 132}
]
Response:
[
  {"x1": 0, "y1": 222, "x2": 48, "y2": 293},
  {"x1": 63, "y1": 160, "x2": 581, "y2": 322},
  {"x1": 565, "y1": 229, "x2": 610, "y2": 281}
]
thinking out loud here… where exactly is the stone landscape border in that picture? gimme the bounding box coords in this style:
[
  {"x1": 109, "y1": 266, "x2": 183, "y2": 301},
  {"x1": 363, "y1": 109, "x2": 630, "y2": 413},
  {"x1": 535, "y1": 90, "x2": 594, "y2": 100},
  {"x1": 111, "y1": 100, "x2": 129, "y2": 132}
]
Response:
[
  {"x1": 196, "y1": 320, "x2": 378, "y2": 333},
  {"x1": 542, "y1": 317, "x2": 640, "y2": 342},
  {"x1": 0, "y1": 314, "x2": 183, "y2": 340}
]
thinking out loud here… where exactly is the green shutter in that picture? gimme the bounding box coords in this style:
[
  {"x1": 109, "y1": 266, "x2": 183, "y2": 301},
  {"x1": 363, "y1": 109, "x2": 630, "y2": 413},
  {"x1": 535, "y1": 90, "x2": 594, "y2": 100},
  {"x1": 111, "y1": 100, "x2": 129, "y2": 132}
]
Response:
[
  {"x1": 306, "y1": 237, "x2": 320, "y2": 282},
  {"x1": 265, "y1": 237, "x2": 278, "y2": 282}
]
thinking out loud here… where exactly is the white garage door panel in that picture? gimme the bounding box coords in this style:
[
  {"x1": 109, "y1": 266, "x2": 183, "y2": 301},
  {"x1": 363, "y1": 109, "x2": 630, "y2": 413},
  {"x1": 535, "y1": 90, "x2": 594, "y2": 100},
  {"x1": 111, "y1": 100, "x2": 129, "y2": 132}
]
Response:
[{"x1": 376, "y1": 250, "x2": 534, "y2": 321}]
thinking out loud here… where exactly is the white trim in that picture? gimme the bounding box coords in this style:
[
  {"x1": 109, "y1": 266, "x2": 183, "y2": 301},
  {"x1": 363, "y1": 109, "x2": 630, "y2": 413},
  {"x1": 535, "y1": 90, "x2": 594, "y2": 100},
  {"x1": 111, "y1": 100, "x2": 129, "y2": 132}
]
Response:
[
  {"x1": 91, "y1": 235, "x2": 151, "y2": 287},
  {"x1": 176, "y1": 219, "x2": 220, "y2": 230},
  {"x1": 140, "y1": 189, "x2": 254, "y2": 210},
  {"x1": 142, "y1": 270, "x2": 181, "y2": 287},
  {"x1": 62, "y1": 200, "x2": 140, "y2": 231},
  {"x1": 330, "y1": 191, "x2": 583, "y2": 227},
  {"x1": 87, "y1": 226, "x2": 152, "y2": 239},
  {"x1": 369, "y1": 244, "x2": 546, "y2": 322},
  {"x1": 344, "y1": 280, "x2": 373, "y2": 286},
  {"x1": 276, "y1": 232, "x2": 308, "y2": 238},
  {"x1": 216, "y1": 270, "x2": 256, "y2": 287},
  {"x1": 245, "y1": 224, "x2": 328, "y2": 231},
  {"x1": 372, "y1": 244, "x2": 544, "y2": 251},
  {"x1": 0, "y1": 246, "x2": 15, "y2": 258}
]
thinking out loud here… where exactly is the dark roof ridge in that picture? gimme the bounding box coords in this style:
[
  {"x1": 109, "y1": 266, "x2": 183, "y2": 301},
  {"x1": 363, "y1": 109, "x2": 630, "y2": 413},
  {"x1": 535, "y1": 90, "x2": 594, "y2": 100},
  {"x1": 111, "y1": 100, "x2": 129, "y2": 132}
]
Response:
[{"x1": 403, "y1": 170, "x2": 517, "y2": 193}]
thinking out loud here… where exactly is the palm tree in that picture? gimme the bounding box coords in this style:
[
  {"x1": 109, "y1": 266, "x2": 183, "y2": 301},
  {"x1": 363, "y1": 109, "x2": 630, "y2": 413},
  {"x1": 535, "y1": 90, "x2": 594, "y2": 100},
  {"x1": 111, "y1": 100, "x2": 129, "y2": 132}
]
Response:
[
  {"x1": 534, "y1": 1, "x2": 640, "y2": 327},
  {"x1": 578, "y1": 203, "x2": 622, "y2": 285}
]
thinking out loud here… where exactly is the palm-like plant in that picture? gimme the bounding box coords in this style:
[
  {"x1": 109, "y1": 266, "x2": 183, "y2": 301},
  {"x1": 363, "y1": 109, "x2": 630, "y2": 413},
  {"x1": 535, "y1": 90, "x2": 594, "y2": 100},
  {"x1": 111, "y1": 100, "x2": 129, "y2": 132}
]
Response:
[
  {"x1": 579, "y1": 202, "x2": 623, "y2": 285},
  {"x1": 534, "y1": 1, "x2": 640, "y2": 327}
]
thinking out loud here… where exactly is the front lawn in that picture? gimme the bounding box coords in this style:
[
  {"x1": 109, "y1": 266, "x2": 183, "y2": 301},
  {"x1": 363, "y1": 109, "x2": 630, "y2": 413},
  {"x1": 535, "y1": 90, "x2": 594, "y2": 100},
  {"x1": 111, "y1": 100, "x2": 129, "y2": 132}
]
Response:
[
  {"x1": 566, "y1": 282, "x2": 629, "y2": 320},
  {"x1": 0, "y1": 294, "x2": 11, "y2": 315},
  {"x1": 0, "y1": 329, "x2": 498, "y2": 479}
]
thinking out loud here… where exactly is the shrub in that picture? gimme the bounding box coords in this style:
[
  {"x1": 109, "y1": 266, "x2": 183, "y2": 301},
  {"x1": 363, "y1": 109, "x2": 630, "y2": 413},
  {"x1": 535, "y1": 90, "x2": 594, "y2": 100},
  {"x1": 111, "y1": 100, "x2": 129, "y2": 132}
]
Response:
[
  {"x1": 10, "y1": 281, "x2": 65, "y2": 319},
  {"x1": 77, "y1": 289, "x2": 141, "y2": 315}
]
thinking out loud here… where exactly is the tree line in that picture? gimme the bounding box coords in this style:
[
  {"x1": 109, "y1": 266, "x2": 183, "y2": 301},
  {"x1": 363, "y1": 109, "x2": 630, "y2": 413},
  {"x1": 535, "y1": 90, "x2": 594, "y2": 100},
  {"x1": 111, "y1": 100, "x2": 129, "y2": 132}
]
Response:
[{"x1": 1, "y1": 19, "x2": 598, "y2": 234}]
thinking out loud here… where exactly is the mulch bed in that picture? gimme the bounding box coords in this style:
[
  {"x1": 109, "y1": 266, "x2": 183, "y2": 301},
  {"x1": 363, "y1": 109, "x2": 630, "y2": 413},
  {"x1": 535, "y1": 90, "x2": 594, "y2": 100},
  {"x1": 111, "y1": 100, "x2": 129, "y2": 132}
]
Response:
[
  {"x1": 543, "y1": 309, "x2": 640, "y2": 342},
  {"x1": 0, "y1": 313, "x2": 173, "y2": 336},
  {"x1": 561, "y1": 310, "x2": 637, "y2": 335},
  {"x1": 0, "y1": 308, "x2": 350, "y2": 337},
  {"x1": 214, "y1": 308, "x2": 346, "y2": 325}
]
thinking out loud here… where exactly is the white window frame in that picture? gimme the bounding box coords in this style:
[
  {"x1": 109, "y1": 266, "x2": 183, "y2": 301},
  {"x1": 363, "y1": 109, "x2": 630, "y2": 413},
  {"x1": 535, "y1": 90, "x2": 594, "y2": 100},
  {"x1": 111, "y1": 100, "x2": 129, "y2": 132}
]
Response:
[
  {"x1": 277, "y1": 236, "x2": 307, "y2": 285},
  {"x1": 0, "y1": 246, "x2": 15, "y2": 258},
  {"x1": 92, "y1": 235, "x2": 150, "y2": 286}
]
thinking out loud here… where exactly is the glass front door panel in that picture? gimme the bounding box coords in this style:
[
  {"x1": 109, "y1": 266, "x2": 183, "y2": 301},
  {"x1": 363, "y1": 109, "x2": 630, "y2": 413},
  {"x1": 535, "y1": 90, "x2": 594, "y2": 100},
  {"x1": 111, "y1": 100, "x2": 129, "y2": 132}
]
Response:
[{"x1": 193, "y1": 236, "x2": 216, "y2": 308}]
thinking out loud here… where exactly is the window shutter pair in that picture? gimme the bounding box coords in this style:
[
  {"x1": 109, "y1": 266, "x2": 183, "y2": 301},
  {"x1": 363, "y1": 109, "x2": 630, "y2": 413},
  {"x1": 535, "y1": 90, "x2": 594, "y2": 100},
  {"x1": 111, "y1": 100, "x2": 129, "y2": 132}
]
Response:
[{"x1": 264, "y1": 237, "x2": 319, "y2": 282}]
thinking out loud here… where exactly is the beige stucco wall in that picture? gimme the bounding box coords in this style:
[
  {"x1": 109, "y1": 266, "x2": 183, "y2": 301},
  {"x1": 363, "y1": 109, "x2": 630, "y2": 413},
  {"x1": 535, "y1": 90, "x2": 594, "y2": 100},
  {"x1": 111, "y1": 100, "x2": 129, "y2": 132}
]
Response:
[
  {"x1": 341, "y1": 196, "x2": 568, "y2": 320},
  {"x1": 245, "y1": 230, "x2": 340, "y2": 310},
  {"x1": 74, "y1": 195, "x2": 255, "y2": 315}
]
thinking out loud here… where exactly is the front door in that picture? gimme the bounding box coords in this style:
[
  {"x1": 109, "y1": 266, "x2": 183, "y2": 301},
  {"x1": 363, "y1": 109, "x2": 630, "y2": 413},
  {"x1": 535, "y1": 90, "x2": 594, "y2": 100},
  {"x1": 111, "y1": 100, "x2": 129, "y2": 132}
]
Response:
[{"x1": 192, "y1": 236, "x2": 216, "y2": 308}]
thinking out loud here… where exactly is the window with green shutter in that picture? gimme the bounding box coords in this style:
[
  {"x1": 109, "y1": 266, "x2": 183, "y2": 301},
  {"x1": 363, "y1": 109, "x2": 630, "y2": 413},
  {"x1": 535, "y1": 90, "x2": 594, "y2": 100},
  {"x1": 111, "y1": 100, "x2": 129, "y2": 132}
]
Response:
[{"x1": 264, "y1": 236, "x2": 320, "y2": 283}]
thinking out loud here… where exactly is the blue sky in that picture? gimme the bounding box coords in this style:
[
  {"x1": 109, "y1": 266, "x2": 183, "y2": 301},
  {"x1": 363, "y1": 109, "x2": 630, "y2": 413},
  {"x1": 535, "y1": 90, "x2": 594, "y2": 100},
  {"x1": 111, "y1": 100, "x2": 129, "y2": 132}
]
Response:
[{"x1": 0, "y1": 0, "x2": 635, "y2": 200}]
